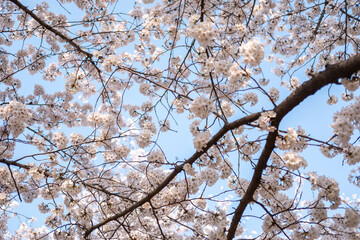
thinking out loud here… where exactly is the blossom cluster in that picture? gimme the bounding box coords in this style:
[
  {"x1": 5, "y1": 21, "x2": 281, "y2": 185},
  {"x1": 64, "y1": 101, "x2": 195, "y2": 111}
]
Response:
[
  {"x1": 228, "y1": 64, "x2": 250, "y2": 90},
  {"x1": 276, "y1": 127, "x2": 298, "y2": 150},
  {"x1": 0, "y1": 100, "x2": 32, "y2": 137},
  {"x1": 256, "y1": 111, "x2": 276, "y2": 132},
  {"x1": 309, "y1": 173, "x2": 341, "y2": 209},
  {"x1": 281, "y1": 152, "x2": 307, "y2": 170},
  {"x1": 193, "y1": 131, "x2": 211, "y2": 152},
  {"x1": 186, "y1": 20, "x2": 217, "y2": 47},
  {"x1": 52, "y1": 132, "x2": 68, "y2": 149},
  {"x1": 136, "y1": 121, "x2": 156, "y2": 148},
  {"x1": 331, "y1": 97, "x2": 360, "y2": 165},
  {"x1": 239, "y1": 39, "x2": 265, "y2": 66},
  {"x1": 189, "y1": 97, "x2": 215, "y2": 119}
]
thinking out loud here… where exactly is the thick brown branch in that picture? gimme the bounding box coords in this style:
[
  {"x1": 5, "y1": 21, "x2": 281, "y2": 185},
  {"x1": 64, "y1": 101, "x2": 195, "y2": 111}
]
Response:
[
  {"x1": 226, "y1": 54, "x2": 360, "y2": 239},
  {"x1": 0, "y1": 158, "x2": 30, "y2": 169},
  {"x1": 85, "y1": 55, "x2": 360, "y2": 238}
]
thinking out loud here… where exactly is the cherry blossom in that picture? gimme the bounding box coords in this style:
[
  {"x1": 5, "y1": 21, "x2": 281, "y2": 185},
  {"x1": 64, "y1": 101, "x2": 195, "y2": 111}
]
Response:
[{"x1": 0, "y1": 0, "x2": 360, "y2": 239}]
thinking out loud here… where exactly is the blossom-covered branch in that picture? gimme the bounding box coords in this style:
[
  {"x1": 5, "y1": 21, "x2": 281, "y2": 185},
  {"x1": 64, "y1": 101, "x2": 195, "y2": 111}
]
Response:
[
  {"x1": 227, "y1": 54, "x2": 360, "y2": 239},
  {"x1": 1, "y1": 0, "x2": 360, "y2": 239}
]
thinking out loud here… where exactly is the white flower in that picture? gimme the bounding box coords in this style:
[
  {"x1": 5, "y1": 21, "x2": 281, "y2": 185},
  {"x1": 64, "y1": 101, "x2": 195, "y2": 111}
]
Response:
[
  {"x1": 327, "y1": 95, "x2": 338, "y2": 105},
  {"x1": 139, "y1": 83, "x2": 152, "y2": 96},
  {"x1": 257, "y1": 111, "x2": 276, "y2": 132},
  {"x1": 276, "y1": 127, "x2": 298, "y2": 150},
  {"x1": 269, "y1": 87, "x2": 279, "y2": 102},
  {"x1": 52, "y1": 132, "x2": 68, "y2": 149},
  {"x1": 28, "y1": 167, "x2": 45, "y2": 180},
  {"x1": 282, "y1": 152, "x2": 307, "y2": 170},
  {"x1": 228, "y1": 64, "x2": 250, "y2": 89},
  {"x1": 147, "y1": 149, "x2": 165, "y2": 165},
  {"x1": 0, "y1": 100, "x2": 32, "y2": 137},
  {"x1": 136, "y1": 129, "x2": 154, "y2": 148},
  {"x1": 344, "y1": 208, "x2": 360, "y2": 228},
  {"x1": 345, "y1": 145, "x2": 360, "y2": 165},
  {"x1": 342, "y1": 92, "x2": 354, "y2": 101},
  {"x1": 61, "y1": 180, "x2": 82, "y2": 196},
  {"x1": 173, "y1": 98, "x2": 187, "y2": 113},
  {"x1": 186, "y1": 20, "x2": 217, "y2": 47},
  {"x1": 243, "y1": 92, "x2": 258, "y2": 106},
  {"x1": 184, "y1": 163, "x2": 196, "y2": 176},
  {"x1": 201, "y1": 167, "x2": 219, "y2": 186},
  {"x1": 342, "y1": 78, "x2": 359, "y2": 92},
  {"x1": 310, "y1": 201, "x2": 327, "y2": 221},
  {"x1": 189, "y1": 97, "x2": 215, "y2": 119},
  {"x1": 219, "y1": 159, "x2": 232, "y2": 179},
  {"x1": 309, "y1": 173, "x2": 340, "y2": 207},
  {"x1": 331, "y1": 116, "x2": 353, "y2": 146},
  {"x1": 221, "y1": 101, "x2": 234, "y2": 117},
  {"x1": 193, "y1": 131, "x2": 211, "y2": 151},
  {"x1": 239, "y1": 39, "x2": 265, "y2": 66},
  {"x1": 70, "y1": 132, "x2": 83, "y2": 144},
  {"x1": 112, "y1": 144, "x2": 130, "y2": 159}
]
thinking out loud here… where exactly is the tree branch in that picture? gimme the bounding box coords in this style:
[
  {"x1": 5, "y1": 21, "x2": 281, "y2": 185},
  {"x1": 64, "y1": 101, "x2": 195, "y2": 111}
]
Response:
[
  {"x1": 84, "y1": 112, "x2": 261, "y2": 238},
  {"x1": 226, "y1": 54, "x2": 360, "y2": 239},
  {"x1": 9, "y1": 0, "x2": 92, "y2": 59},
  {"x1": 0, "y1": 158, "x2": 30, "y2": 170}
]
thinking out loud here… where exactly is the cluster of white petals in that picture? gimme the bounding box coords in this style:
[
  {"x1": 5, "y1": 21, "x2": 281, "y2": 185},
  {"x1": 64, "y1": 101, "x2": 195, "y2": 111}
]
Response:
[
  {"x1": 186, "y1": 20, "x2": 217, "y2": 47},
  {"x1": 243, "y1": 92, "x2": 258, "y2": 106},
  {"x1": 228, "y1": 64, "x2": 250, "y2": 89},
  {"x1": 331, "y1": 97, "x2": 360, "y2": 165},
  {"x1": 189, "y1": 97, "x2": 215, "y2": 119},
  {"x1": 239, "y1": 39, "x2": 265, "y2": 66},
  {"x1": 52, "y1": 132, "x2": 68, "y2": 149},
  {"x1": 344, "y1": 208, "x2": 360, "y2": 228},
  {"x1": 281, "y1": 152, "x2": 307, "y2": 170},
  {"x1": 276, "y1": 127, "x2": 298, "y2": 150},
  {"x1": 221, "y1": 101, "x2": 234, "y2": 117},
  {"x1": 309, "y1": 173, "x2": 341, "y2": 209},
  {"x1": 342, "y1": 77, "x2": 360, "y2": 92},
  {"x1": 256, "y1": 111, "x2": 276, "y2": 132},
  {"x1": 0, "y1": 100, "x2": 32, "y2": 137},
  {"x1": 193, "y1": 131, "x2": 211, "y2": 152}
]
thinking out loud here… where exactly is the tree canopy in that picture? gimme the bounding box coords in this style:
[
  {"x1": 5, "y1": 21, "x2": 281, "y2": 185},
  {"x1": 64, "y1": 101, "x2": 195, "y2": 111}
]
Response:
[{"x1": 0, "y1": 0, "x2": 360, "y2": 239}]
